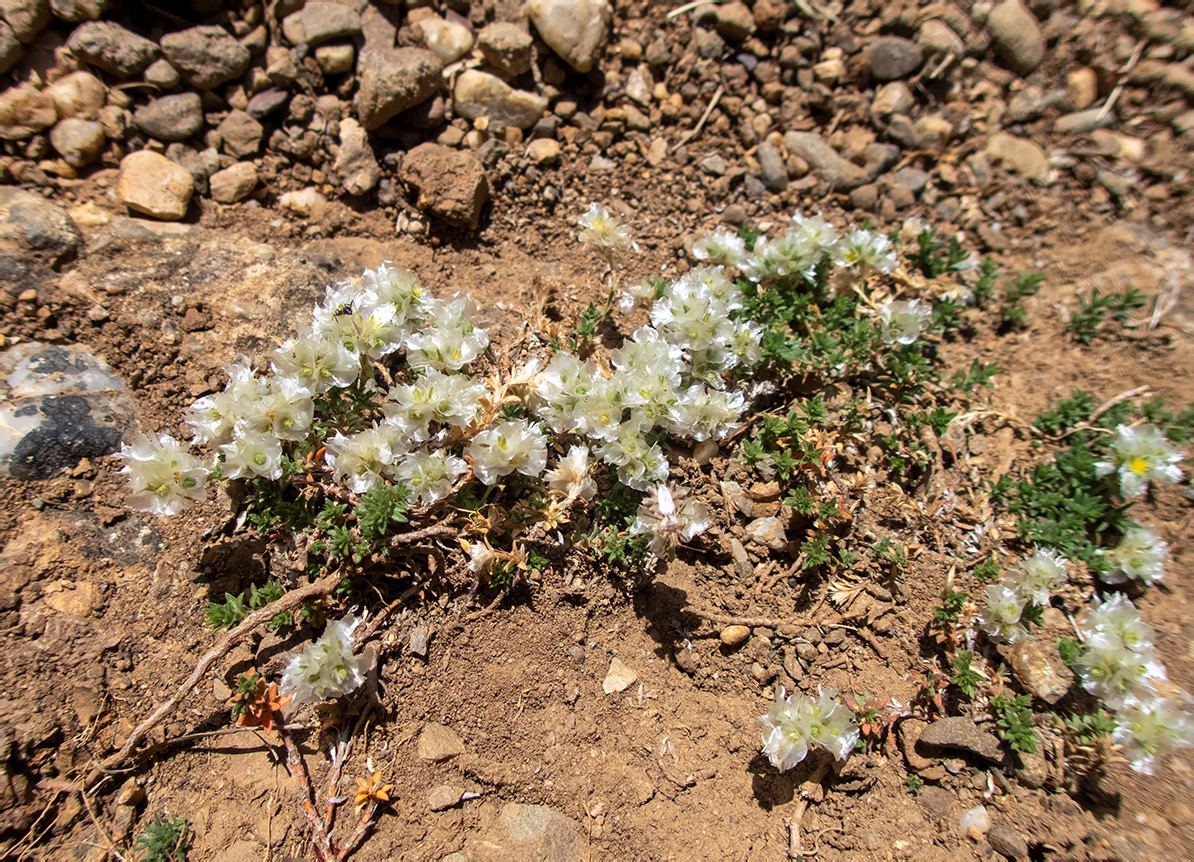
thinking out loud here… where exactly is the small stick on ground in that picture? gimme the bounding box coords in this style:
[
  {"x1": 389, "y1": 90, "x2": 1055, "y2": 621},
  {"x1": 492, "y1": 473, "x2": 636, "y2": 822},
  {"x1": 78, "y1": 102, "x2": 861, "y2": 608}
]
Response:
[
  {"x1": 79, "y1": 788, "x2": 128, "y2": 862},
  {"x1": 787, "y1": 758, "x2": 832, "y2": 859},
  {"x1": 1095, "y1": 40, "x2": 1143, "y2": 124},
  {"x1": 676, "y1": 85, "x2": 724, "y2": 149},
  {"x1": 666, "y1": 0, "x2": 717, "y2": 19},
  {"x1": 467, "y1": 586, "x2": 510, "y2": 620},
  {"x1": 756, "y1": 555, "x2": 806, "y2": 596},
  {"x1": 1044, "y1": 385, "x2": 1151, "y2": 441}
]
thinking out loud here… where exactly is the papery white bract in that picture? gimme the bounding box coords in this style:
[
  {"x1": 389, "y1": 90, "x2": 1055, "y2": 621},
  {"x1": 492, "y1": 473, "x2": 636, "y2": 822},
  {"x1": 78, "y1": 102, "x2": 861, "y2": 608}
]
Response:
[
  {"x1": 577, "y1": 202, "x2": 633, "y2": 252},
  {"x1": 466, "y1": 420, "x2": 547, "y2": 485},
  {"x1": 116, "y1": 433, "x2": 208, "y2": 516},
  {"x1": 1114, "y1": 696, "x2": 1194, "y2": 775},
  {"x1": 545, "y1": 445, "x2": 597, "y2": 501},
  {"x1": 279, "y1": 614, "x2": 375, "y2": 707},
  {"x1": 1095, "y1": 424, "x2": 1184, "y2": 499},
  {"x1": 1102, "y1": 525, "x2": 1168, "y2": 586},
  {"x1": 629, "y1": 483, "x2": 711, "y2": 556},
  {"x1": 878, "y1": 299, "x2": 932, "y2": 346},
  {"x1": 758, "y1": 686, "x2": 859, "y2": 771},
  {"x1": 1004, "y1": 548, "x2": 1068, "y2": 605},
  {"x1": 977, "y1": 583, "x2": 1029, "y2": 644},
  {"x1": 1075, "y1": 594, "x2": 1166, "y2": 709},
  {"x1": 324, "y1": 424, "x2": 400, "y2": 494}
]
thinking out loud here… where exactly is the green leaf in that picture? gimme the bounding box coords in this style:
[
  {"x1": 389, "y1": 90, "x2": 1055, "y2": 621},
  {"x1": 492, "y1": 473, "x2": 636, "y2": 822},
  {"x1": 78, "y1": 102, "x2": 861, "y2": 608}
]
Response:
[{"x1": 356, "y1": 482, "x2": 411, "y2": 543}]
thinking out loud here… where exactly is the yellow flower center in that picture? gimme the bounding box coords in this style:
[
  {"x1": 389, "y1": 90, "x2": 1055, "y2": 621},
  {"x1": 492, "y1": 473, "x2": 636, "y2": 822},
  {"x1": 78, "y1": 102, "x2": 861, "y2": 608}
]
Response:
[{"x1": 1129, "y1": 457, "x2": 1150, "y2": 475}]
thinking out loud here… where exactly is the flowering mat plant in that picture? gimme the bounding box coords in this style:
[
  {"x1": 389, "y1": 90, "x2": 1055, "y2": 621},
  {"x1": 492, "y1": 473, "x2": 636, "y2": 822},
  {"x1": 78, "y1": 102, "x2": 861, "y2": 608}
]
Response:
[{"x1": 106, "y1": 207, "x2": 1194, "y2": 859}]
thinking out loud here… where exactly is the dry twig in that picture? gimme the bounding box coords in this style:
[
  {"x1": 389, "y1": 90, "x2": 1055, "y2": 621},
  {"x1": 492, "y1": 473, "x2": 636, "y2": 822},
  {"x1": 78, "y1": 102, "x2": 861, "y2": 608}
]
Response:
[
  {"x1": 1043, "y1": 385, "x2": 1151, "y2": 441},
  {"x1": 676, "y1": 85, "x2": 724, "y2": 149}
]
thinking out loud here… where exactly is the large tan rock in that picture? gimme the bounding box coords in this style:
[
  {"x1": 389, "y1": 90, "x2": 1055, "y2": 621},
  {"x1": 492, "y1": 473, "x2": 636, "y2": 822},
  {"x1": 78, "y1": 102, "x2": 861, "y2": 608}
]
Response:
[
  {"x1": 117, "y1": 150, "x2": 194, "y2": 220},
  {"x1": 526, "y1": 0, "x2": 611, "y2": 73},
  {"x1": 453, "y1": 69, "x2": 547, "y2": 130},
  {"x1": 44, "y1": 71, "x2": 104, "y2": 120},
  {"x1": 399, "y1": 143, "x2": 488, "y2": 229},
  {"x1": 208, "y1": 161, "x2": 258, "y2": 204},
  {"x1": 0, "y1": 83, "x2": 56, "y2": 139},
  {"x1": 353, "y1": 47, "x2": 441, "y2": 130}
]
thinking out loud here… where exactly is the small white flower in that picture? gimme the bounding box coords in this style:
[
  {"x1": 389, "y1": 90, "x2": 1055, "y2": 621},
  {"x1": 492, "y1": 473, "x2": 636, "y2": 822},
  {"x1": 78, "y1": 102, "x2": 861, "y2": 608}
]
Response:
[
  {"x1": 383, "y1": 369, "x2": 485, "y2": 441},
  {"x1": 220, "y1": 426, "x2": 284, "y2": 481},
  {"x1": 1076, "y1": 594, "x2": 1166, "y2": 709},
  {"x1": 758, "y1": 686, "x2": 859, "y2": 771},
  {"x1": 257, "y1": 375, "x2": 315, "y2": 442},
  {"x1": 577, "y1": 203, "x2": 633, "y2": 252},
  {"x1": 393, "y1": 450, "x2": 468, "y2": 505},
  {"x1": 835, "y1": 228, "x2": 897, "y2": 275},
  {"x1": 361, "y1": 262, "x2": 428, "y2": 332},
  {"x1": 272, "y1": 324, "x2": 360, "y2": 393},
  {"x1": 466, "y1": 420, "x2": 548, "y2": 485},
  {"x1": 323, "y1": 424, "x2": 400, "y2": 494},
  {"x1": 691, "y1": 227, "x2": 746, "y2": 266},
  {"x1": 404, "y1": 295, "x2": 490, "y2": 371},
  {"x1": 878, "y1": 299, "x2": 933, "y2": 346},
  {"x1": 464, "y1": 540, "x2": 497, "y2": 575},
  {"x1": 1004, "y1": 548, "x2": 1067, "y2": 605},
  {"x1": 545, "y1": 445, "x2": 597, "y2": 501},
  {"x1": 618, "y1": 279, "x2": 657, "y2": 313},
  {"x1": 629, "y1": 483, "x2": 711, "y2": 556},
  {"x1": 1114, "y1": 696, "x2": 1194, "y2": 776},
  {"x1": 791, "y1": 211, "x2": 839, "y2": 251},
  {"x1": 977, "y1": 583, "x2": 1028, "y2": 644},
  {"x1": 1102, "y1": 525, "x2": 1168, "y2": 586},
  {"x1": 116, "y1": 433, "x2": 208, "y2": 516},
  {"x1": 1095, "y1": 424, "x2": 1184, "y2": 499},
  {"x1": 279, "y1": 614, "x2": 376, "y2": 707},
  {"x1": 596, "y1": 424, "x2": 668, "y2": 491}
]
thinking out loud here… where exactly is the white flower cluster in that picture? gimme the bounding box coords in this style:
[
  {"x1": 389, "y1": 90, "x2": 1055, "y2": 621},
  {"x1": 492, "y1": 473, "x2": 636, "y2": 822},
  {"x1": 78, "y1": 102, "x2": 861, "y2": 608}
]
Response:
[
  {"x1": 977, "y1": 549, "x2": 1067, "y2": 644},
  {"x1": 532, "y1": 312, "x2": 750, "y2": 492},
  {"x1": 279, "y1": 614, "x2": 376, "y2": 707},
  {"x1": 727, "y1": 212, "x2": 897, "y2": 285},
  {"x1": 1113, "y1": 696, "x2": 1194, "y2": 776},
  {"x1": 629, "y1": 483, "x2": 711, "y2": 557},
  {"x1": 115, "y1": 433, "x2": 208, "y2": 516},
  {"x1": 1095, "y1": 424, "x2": 1184, "y2": 499},
  {"x1": 1070, "y1": 594, "x2": 1194, "y2": 773},
  {"x1": 577, "y1": 203, "x2": 634, "y2": 254},
  {"x1": 1101, "y1": 524, "x2": 1168, "y2": 586},
  {"x1": 691, "y1": 227, "x2": 746, "y2": 267},
  {"x1": 1074, "y1": 594, "x2": 1166, "y2": 710},
  {"x1": 758, "y1": 686, "x2": 860, "y2": 771}
]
